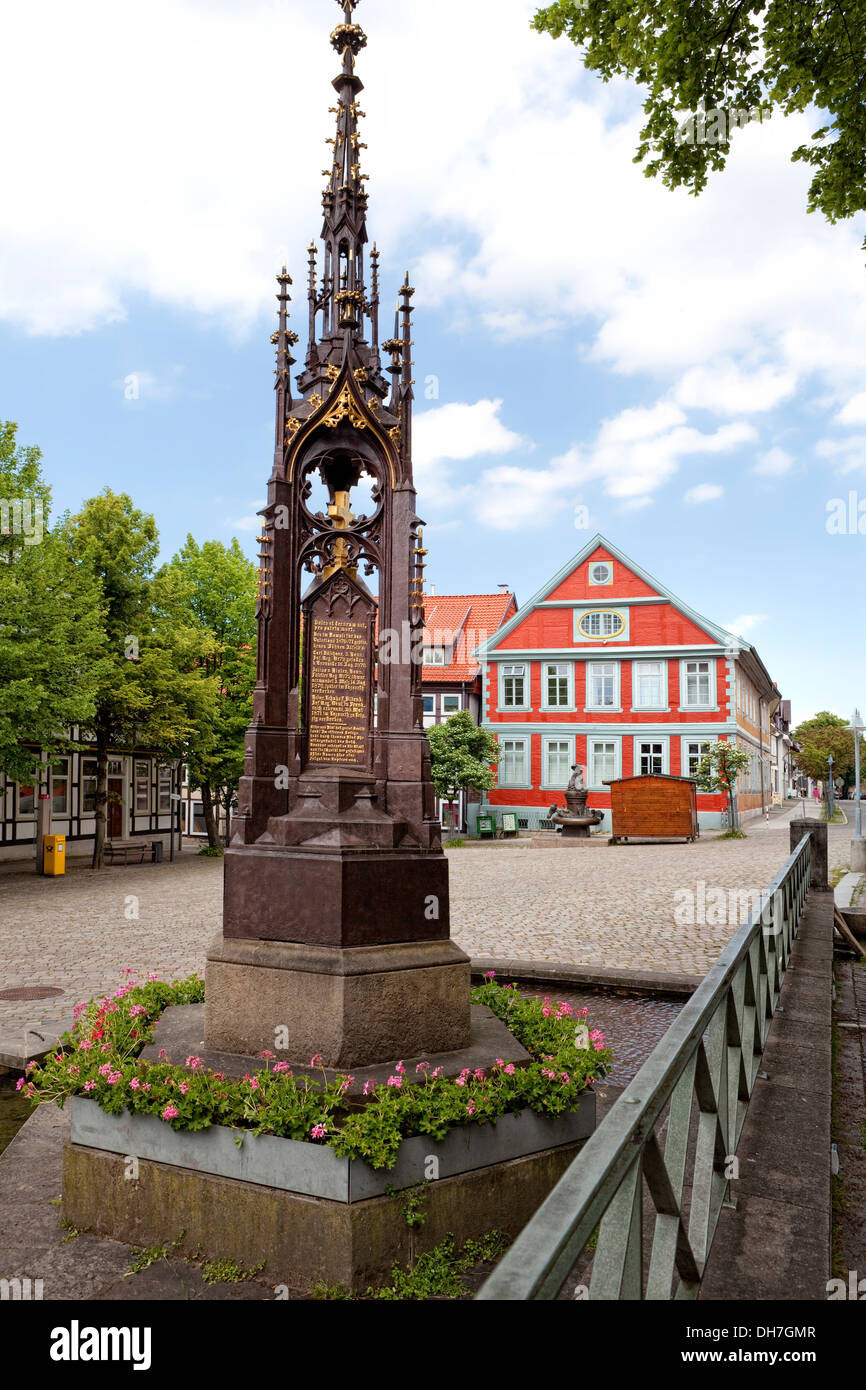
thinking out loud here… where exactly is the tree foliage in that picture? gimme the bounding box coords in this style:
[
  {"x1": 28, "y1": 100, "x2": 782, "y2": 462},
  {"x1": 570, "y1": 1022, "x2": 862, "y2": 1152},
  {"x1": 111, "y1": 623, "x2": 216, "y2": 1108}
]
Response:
[
  {"x1": 158, "y1": 536, "x2": 258, "y2": 848},
  {"x1": 0, "y1": 422, "x2": 107, "y2": 783},
  {"x1": 60, "y1": 490, "x2": 214, "y2": 867},
  {"x1": 533, "y1": 1, "x2": 866, "y2": 247},
  {"x1": 427, "y1": 711, "x2": 501, "y2": 826},
  {"x1": 791, "y1": 710, "x2": 860, "y2": 786},
  {"x1": 693, "y1": 738, "x2": 752, "y2": 830}
]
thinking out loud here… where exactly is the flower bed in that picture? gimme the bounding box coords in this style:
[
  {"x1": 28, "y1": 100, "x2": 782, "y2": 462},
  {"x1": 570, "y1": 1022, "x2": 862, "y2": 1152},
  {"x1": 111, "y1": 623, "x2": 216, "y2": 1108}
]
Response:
[{"x1": 22, "y1": 971, "x2": 611, "y2": 1172}]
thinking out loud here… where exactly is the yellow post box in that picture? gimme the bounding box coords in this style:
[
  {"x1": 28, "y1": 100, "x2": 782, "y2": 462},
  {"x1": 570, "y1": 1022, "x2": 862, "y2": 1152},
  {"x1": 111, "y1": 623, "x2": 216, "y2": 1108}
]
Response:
[{"x1": 43, "y1": 834, "x2": 66, "y2": 875}]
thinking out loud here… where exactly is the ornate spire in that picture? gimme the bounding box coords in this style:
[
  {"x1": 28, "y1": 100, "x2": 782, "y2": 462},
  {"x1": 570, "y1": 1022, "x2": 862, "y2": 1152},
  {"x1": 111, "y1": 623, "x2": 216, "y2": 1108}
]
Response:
[{"x1": 281, "y1": 0, "x2": 417, "y2": 454}]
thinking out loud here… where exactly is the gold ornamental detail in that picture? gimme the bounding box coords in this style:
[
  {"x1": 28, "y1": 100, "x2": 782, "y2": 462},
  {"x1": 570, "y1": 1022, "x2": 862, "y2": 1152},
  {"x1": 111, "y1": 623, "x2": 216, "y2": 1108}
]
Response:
[{"x1": 323, "y1": 383, "x2": 368, "y2": 430}]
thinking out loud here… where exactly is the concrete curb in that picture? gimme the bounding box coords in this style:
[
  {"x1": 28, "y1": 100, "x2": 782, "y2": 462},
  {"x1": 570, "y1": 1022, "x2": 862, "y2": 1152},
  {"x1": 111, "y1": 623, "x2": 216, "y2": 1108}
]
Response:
[{"x1": 471, "y1": 958, "x2": 700, "y2": 998}]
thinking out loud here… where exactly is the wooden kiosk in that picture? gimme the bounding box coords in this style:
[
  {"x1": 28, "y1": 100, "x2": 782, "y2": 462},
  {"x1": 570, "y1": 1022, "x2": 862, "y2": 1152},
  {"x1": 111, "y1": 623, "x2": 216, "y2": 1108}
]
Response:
[{"x1": 606, "y1": 774, "x2": 699, "y2": 844}]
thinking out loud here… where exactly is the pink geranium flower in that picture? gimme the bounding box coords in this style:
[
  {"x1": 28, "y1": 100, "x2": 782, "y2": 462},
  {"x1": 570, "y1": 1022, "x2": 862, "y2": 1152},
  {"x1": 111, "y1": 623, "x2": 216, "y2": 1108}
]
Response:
[
  {"x1": 162, "y1": 1105, "x2": 179, "y2": 1120},
  {"x1": 386, "y1": 1075, "x2": 403, "y2": 1089},
  {"x1": 311, "y1": 1123, "x2": 327, "y2": 1139}
]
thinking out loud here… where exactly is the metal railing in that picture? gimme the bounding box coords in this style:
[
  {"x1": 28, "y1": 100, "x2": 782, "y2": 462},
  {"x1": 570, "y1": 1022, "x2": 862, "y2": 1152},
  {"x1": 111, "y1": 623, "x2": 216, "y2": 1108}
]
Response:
[{"x1": 477, "y1": 832, "x2": 813, "y2": 1300}]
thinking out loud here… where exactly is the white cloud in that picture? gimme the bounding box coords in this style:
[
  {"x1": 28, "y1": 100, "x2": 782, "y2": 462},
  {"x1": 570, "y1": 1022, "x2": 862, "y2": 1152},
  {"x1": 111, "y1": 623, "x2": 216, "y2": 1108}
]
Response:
[
  {"x1": 675, "y1": 361, "x2": 796, "y2": 415},
  {"x1": 412, "y1": 398, "x2": 529, "y2": 505},
  {"x1": 725, "y1": 613, "x2": 769, "y2": 636},
  {"x1": 1, "y1": 0, "x2": 862, "y2": 418},
  {"x1": 836, "y1": 393, "x2": 866, "y2": 426},
  {"x1": 684, "y1": 483, "x2": 725, "y2": 504},
  {"x1": 753, "y1": 447, "x2": 794, "y2": 476},
  {"x1": 816, "y1": 436, "x2": 866, "y2": 471},
  {"x1": 225, "y1": 515, "x2": 259, "y2": 534},
  {"x1": 473, "y1": 402, "x2": 752, "y2": 530}
]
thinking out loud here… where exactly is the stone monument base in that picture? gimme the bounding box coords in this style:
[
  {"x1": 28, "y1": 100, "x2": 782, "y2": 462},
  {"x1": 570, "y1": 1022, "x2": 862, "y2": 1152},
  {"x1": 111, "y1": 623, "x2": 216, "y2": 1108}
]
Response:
[
  {"x1": 145, "y1": 1001, "x2": 529, "y2": 1090},
  {"x1": 62, "y1": 1122, "x2": 591, "y2": 1292},
  {"x1": 204, "y1": 935, "x2": 471, "y2": 1067}
]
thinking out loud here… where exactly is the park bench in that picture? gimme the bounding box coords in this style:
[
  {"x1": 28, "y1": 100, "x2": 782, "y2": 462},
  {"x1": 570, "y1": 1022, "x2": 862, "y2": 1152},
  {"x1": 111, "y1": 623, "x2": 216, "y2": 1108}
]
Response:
[{"x1": 104, "y1": 840, "x2": 151, "y2": 866}]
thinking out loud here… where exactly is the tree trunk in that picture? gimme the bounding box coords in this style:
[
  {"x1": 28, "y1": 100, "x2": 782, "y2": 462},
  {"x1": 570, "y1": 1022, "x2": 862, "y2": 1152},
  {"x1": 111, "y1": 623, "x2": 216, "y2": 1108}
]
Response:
[
  {"x1": 221, "y1": 786, "x2": 234, "y2": 848},
  {"x1": 200, "y1": 781, "x2": 220, "y2": 849},
  {"x1": 91, "y1": 727, "x2": 109, "y2": 870}
]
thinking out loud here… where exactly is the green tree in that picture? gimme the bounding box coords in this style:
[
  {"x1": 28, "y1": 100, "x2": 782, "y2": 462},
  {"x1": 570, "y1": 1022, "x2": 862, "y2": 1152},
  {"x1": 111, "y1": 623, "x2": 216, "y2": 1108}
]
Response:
[
  {"x1": 59, "y1": 490, "x2": 213, "y2": 868},
  {"x1": 791, "y1": 710, "x2": 860, "y2": 790},
  {"x1": 427, "y1": 711, "x2": 501, "y2": 832},
  {"x1": 0, "y1": 421, "x2": 106, "y2": 785},
  {"x1": 693, "y1": 738, "x2": 752, "y2": 833},
  {"x1": 533, "y1": 1, "x2": 866, "y2": 248},
  {"x1": 158, "y1": 536, "x2": 258, "y2": 849}
]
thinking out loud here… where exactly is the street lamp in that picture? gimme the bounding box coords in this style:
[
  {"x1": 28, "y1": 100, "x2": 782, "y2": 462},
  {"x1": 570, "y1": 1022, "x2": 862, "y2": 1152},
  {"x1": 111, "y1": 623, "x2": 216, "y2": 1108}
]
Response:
[
  {"x1": 827, "y1": 755, "x2": 835, "y2": 823},
  {"x1": 846, "y1": 709, "x2": 865, "y2": 871}
]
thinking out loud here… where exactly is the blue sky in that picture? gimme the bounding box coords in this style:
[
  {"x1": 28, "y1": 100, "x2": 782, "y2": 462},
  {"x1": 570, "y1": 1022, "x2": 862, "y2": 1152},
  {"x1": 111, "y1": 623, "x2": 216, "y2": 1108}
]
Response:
[{"x1": 2, "y1": 0, "x2": 865, "y2": 726}]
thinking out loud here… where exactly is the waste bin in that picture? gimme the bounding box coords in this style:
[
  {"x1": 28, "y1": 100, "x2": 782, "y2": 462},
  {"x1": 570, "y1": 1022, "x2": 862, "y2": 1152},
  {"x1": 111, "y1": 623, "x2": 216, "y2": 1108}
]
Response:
[
  {"x1": 43, "y1": 834, "x2": 66, "y2": 875},
  {"x1": 151, "y1": 839, "x2": 164, "y2": 863}
]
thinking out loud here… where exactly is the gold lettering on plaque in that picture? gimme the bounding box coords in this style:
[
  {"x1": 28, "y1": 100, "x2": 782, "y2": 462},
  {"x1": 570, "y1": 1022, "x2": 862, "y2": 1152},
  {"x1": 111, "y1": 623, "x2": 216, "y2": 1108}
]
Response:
[{"x1": 307, "y1": 616, "x2": 369, "y2": 764}]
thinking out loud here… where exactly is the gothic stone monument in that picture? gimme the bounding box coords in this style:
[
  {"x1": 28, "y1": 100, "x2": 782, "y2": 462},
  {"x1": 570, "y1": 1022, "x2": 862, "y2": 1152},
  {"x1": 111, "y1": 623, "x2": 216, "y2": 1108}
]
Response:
[
  {"x1": 61, "y1": 4, "x2": 596, "y2": 1289},
  {"x1": 204, "y1": 0, "x2": 470, "y2": 1068}
]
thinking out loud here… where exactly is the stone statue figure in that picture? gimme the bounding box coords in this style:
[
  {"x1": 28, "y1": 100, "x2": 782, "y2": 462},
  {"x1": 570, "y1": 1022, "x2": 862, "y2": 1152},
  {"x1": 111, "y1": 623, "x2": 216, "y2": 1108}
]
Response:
[{"x1": 564, "y1": 763, "x2": 588, "y2": 816}]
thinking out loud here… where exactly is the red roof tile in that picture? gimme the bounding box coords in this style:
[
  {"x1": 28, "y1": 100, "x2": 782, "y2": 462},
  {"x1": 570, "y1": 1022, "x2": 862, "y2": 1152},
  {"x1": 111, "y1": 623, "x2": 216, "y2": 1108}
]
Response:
[{"x1": 420, "y1": 592, "x2": 516, "y2": 683}]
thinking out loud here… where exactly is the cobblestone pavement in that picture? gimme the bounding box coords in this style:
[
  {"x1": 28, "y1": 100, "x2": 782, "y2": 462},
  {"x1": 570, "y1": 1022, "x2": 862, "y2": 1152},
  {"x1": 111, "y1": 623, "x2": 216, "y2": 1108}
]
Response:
[{"x1": 0, "y1": 808, "x2": 852, "y2": 1058}]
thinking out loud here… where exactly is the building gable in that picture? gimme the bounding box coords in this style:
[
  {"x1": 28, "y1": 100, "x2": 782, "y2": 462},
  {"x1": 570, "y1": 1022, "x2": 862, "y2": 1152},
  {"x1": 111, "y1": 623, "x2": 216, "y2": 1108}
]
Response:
[{"x1": 478, "y1": 535, "x2": 733, "y2": 656}]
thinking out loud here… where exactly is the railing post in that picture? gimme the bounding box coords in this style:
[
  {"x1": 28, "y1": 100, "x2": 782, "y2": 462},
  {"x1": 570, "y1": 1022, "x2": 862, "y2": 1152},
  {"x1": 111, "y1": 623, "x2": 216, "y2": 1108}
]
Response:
[{"x1": 789, "y1": 820, "x2": 827, "y2": 891}]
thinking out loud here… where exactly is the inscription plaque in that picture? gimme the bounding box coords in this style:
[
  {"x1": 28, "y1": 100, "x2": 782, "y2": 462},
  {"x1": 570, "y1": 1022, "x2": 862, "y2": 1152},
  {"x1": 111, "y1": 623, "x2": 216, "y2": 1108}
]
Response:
[{"x1": 306, "y1": 608, "x2": 372, "y2": 767}]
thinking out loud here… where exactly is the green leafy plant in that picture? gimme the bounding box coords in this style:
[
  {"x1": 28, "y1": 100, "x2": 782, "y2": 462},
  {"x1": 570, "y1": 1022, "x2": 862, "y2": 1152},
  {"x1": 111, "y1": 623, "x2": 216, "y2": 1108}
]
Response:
[
  {"x1": 200, "y1": 1257, "x2": 265, "y2": 1285},
  {"x1": 312, "y1": 1230, "x2": 509, "y2": 1300},
  {"x1": 21, "y1": 972, "x2": 610, "y2": 1173}
]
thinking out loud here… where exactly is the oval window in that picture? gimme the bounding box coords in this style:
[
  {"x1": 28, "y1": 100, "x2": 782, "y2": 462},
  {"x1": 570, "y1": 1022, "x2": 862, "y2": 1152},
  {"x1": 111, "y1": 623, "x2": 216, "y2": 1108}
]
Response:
[{"x1": 578, "y1": 610, "x2": 625, "y2": 639}]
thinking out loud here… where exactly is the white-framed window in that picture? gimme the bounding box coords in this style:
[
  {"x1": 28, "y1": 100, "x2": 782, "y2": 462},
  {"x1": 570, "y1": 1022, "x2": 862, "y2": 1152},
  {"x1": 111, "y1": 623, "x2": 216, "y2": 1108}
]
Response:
[
  {"x1": 134, "y1": 760, "x2": 150, "y2": 814},
  {"x1": 158, "y1": 765, "x2": 172, "y2": 813},
  {"x1": 588, "y1": 738, "x2": 619, "y2": 787},
  {"x1": 632, "y1": 660, "x2": 667, "y2": 709},
  {"x1": 683, "y1": 739, "x2": 711, "y2": 779},
  {"x1": 635, "y1": 738, "x2": 669, "y2": 776},
  {"x1": 422, "y1": 646, "x2": 446, "y2": 666},
  {"x1": 442, "y1": 694, "x2": 460, "y2": 715},
  {"x1": 542, "y1": 661, "x2": 572, "y2": 709},
  {"x1": 82, "y1": 757, "x2": 98, "y2": 815},
  {"x1": 589, "y1": 561, "x2": 613, "y2": 586},
  {"x1": 680, "y1": 659, "x2": 715, "y2": 708},
  {"x1": 422, "y1": 694, "x2": 435, "y2": 727},
  {"x1": 587, "y1": 661, "x2": 619, "y2": 709},
  {"x1": 498, "y1": 736, "x2": 530, "y2": 787},
  {"x1": 51, "y1": 759, "x2": 69, "y2": 815},
  {"x1": 577, "y1": 609, "x2": 626, "y2": 640},
  {"x1": 107, "y1": 758, "x2": 123, "y2": 776},
  {"x1": 542, "y1": 736, "x2": 573, "y2": 789},
  {"x1": 17, "y1": 781, "x2": 36, "y2": 817},
  {"x1": 499, "y1": 662, "x2": 529, "y2": 709}
]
